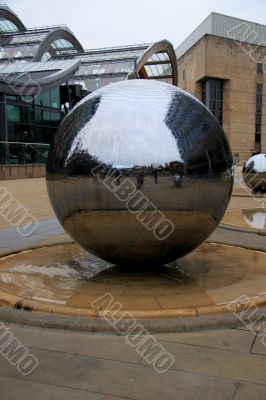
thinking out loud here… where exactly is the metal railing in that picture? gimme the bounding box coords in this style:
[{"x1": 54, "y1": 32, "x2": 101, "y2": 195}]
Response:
[{"x1": 0, "y1": 141, "x2": 50, "y2": 165}]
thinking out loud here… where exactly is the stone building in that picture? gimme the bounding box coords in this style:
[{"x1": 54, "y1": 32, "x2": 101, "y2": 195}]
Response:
[{"x1": 176, "y1": 13, "x2": 266, "y2": 163}]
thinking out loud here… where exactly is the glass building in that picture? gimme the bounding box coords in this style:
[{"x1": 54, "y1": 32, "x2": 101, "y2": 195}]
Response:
[{"x1": 0, "y1": 5, "x2": 177, "y2": 169}]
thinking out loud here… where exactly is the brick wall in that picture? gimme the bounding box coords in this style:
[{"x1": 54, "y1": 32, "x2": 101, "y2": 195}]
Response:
[{"x1": 177, "y1": 34, "x2": 266, "y2": 163}]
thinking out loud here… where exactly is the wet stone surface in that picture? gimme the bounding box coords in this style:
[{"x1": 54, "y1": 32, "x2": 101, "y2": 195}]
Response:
[{"x1": 0, "y1": 242, "x2": 265, "y2": 310}]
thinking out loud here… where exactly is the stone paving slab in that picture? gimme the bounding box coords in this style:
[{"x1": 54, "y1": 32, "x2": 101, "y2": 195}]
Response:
[
  {"x1": 140, "y1": 340, "x2": 266, "y2": 385},
  {"x1": 7, "y1": 323, "x2": 141, "y2": 363},
  {"x1": 0, "y1": 218, "x2": 65, "y2": 255},
  {"x1": 234, "y1": 382, "x2": 266, "y2": 400},
  {"x1": 20, "y1": 348, "x2": 238, "y2": 400},
  {"x1": 0, "y1": 376, "x2": 105, "y2": 400},
  {"x1": 155, "y1": 328, "x2": 256, "y2": 353},
  {"x1": 252, "y1": 334, "x2": 266, "y2": 356},
  {"x1": 1, "y1": 323, "x2": 266, "y2": 400}
]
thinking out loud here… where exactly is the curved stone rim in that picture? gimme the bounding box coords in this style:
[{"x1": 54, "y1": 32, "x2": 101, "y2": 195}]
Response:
[{"x1": 0, "y1": 283, "x2": 266, "y2": 320}]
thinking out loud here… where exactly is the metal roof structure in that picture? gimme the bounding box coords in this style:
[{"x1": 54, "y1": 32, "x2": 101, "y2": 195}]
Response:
[
  {"x1": 0, "y1": 59, "x2": 81, "y2": 95},
  {"x1": 0, "y1": 4, "x2": 25, "y2": 32},
  {"x1": 0, "y1": 4, "x2": 177, "y2": 94},
  {"x1": 0, "y1": 28, "x2": 84, "y2": 63},
  {"x1": 176, "y1": 12, "x2": 266, "y2": 59},
  {"x1": 59, "y1": 40, "x2": 177, "y2": 91}
]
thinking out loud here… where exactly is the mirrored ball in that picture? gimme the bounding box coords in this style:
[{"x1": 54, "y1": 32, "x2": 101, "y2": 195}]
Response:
[
  {"x1": 243, "y1": 154, "x2": 266, "y2": 194},
  {"x1": 46, "y1": 80, "x2": 233, "y2": 266}
]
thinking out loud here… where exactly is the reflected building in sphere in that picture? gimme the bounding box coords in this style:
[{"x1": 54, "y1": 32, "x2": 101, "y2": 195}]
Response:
[{"x1": 47, "y1": 80, "x2": 233, "y2": 267}]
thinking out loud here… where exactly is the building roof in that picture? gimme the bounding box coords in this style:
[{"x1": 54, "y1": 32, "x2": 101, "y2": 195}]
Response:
[
  {"x1": 0, "y1": 4, "x2": 25, "y2": 32},
  {"x1": 176, "y1": 12, "x2": 266, "y2": 59},
  {"x1": 58, "y1": 40, "x2": 177, "y2": 91},
  {"x1": 0, "y1": 4, "x2": 177, "y2": 93},
  {"x1": 0, "y1": 26, "x2": 84, "y2": 62},
  {"x1": 0, "y1": 59, "x2": 81, "y2": 95}
]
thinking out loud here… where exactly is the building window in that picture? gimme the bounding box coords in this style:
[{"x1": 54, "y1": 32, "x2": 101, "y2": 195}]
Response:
[
  {"x1": 202, "y1": 79, "x2": 223, "y2": 125},
  {"x1": 255, "y1": 83, "x2": 263, "y2": 150},
  {"x1": 257, "y1": 63, "x2": 264, "y2": 74}
]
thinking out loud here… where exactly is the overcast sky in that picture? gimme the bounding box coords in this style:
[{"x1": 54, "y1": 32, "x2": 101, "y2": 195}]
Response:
[{"x1": 6, "y1": 0, "x2": 266, "y2": 49}]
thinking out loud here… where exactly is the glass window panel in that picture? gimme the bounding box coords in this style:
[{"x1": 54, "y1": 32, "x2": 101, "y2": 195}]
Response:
[
  {"x1": 76, "y1": 60, "x2": 135, "y2": 76},
  {"x1": 257, "y1": 63, "x2": 263, "y2": 74},
  {"x1": 1, "y1": 44, "x2": 38, "y2": 59},
  {"x1": 161, "y1": 63, "x2": 172, "y2": 74},
  {"x1": 35, "y1": 90, "x2": 51, "y2": 107},
  {"x1": 7, "y1": 104, "x2": 20, "y2": 122},
  {"x1": 256, "y1": 94, "x2": 262, "y2": 105},
  {"x1": 41, "y1": 52, "x2": 51, "y2": 61},
  {"x1": 202, "y1": 79, "x2": 223, "y2": 125},
  {"x1": 0, "y1": 19, "x2": 18, "y2": 32},
  {"x1": 79, "y1": 76, "x2": 125, "y2": 91},
  {"x1": 256, "y1": 84, "x2": 263, "y2": 94},
  {"x1": 50, "y1": 87, "x2": 60, "y2": 109},
  {"x1": 256, "y1": 113, "x2": 262, "y2": 124},
  {"x1": 50, "y1": 112, "x2": 60, "y2": 126},
  {"x1": 21, "y1": 107, "x2": 34, "y2": 124},
  {"x1": 256, "y1": 103, "x2": 262, "y2": 113},
  {"x1": 7, "y1": 95, "x2": 17, "y2": 100},
  {"x1": 10, "y1": 33, "x2": 45, "y2": 44},
  {"x1": 35, "y1": 109, "x2": 42, "y2": 124},
  {"x1": 43, "y1": 111, "x2": 51, "y2": 124},
  {"x1": 7, "y1": 122, "x2": 19, "y2": 141},
  {"x1": 144, "y1": 65, "x2": 154, "y2": 77},
  {"x1": 157, "y1": 52, "x2": 170, "y2": 61}
]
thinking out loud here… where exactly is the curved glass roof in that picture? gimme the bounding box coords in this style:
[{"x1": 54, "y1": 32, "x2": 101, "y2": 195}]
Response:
[
  {"x1": 0, "y1": 59, "x2": 81, "y2": 95},
  {"x1": 58, "y1": 41, "x2": 177, "y2": 92},
  {"x1": 0, "y1": 18, "x2": 18, "y2": 32},
  {"x1": 0, "y1": 5, "x2": 177, "y2": 94},
  {"x1": 41, "y1": 38, "x2": 80, "y2": 61},
  {"x1": 0, "y1": 25, "x2": 83, "y2": 63},
  {"x1": 0, "y1": 5, "x2": 25, "y2": 32}
]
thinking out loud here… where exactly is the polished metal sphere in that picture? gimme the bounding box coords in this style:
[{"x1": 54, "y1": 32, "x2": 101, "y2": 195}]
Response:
[
  {"x1": 46, "y1": 80, "x2": 233, "y2": 266},
  {"x1": 242, "y1": 154, "x2": 266, "y2": 193}
]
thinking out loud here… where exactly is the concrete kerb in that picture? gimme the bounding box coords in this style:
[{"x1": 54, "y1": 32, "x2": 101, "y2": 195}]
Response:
[{"x1": 0, "y1": 305, "x2": 265, "y2": 333}]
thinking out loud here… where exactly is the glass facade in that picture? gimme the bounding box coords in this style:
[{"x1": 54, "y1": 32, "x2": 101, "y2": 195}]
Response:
[
  {"x1": 138, "y1": 52, "x2": 173, "y2": 84},
  {"x1": 257, "y1": 63, "x2": 264, "y2": 74},
  {"x1": 0, "y1": 7, "x2": 178, "y2": 166},
  {"x1": 0, "y1": 83, "x2": 85, "y2": 165},
  {"x1": 0, "y1": 18, "x2": 18, "y2": 32},
  {"x1": 41, "y1": 39, "x2": 79, "y2": 61},
  {"x1": 202, "y1": 79, "x2": 223, "y2": 125},
  {"x1": 2, "y1": 88, "x2": 62, "y2": 164},
  {"x1": 255, "y1": 83, "x2": 263, "y2": 150}
]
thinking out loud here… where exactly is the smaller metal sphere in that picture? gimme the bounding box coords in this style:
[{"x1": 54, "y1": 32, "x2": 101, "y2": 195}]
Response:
[{"x1": 242, "y1": 154, "x2": 266, "y2": 193}]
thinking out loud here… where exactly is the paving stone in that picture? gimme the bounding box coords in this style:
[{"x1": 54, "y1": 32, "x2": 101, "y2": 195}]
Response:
[
  {"x1": 147, "y1": 341, "x2": 266, "y2": 385},
  {"x1": 20, "y1": 348, "x2": 237, "y2": 400},
  {"x1": 234, "y1": 382, "x2": 266, "y2": 399},
  {"x1": 104, "y1": 397, "x2": 133, "y2": 400},
  {"x1": 0, "y1": 352, "x2": 20, "y2": 378},
  {"x1": 0, "y1": 376, "x2": 104, "y2": 400},
  {"x1": 251, "y1": 335, "x2": 266, "y2": 356},
  {"x1": 155, "y1": 328, "x2": 255, "y2": 352},
  {"x1": 8, "y1": 324, "x2": 140, "y2": 363}
]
